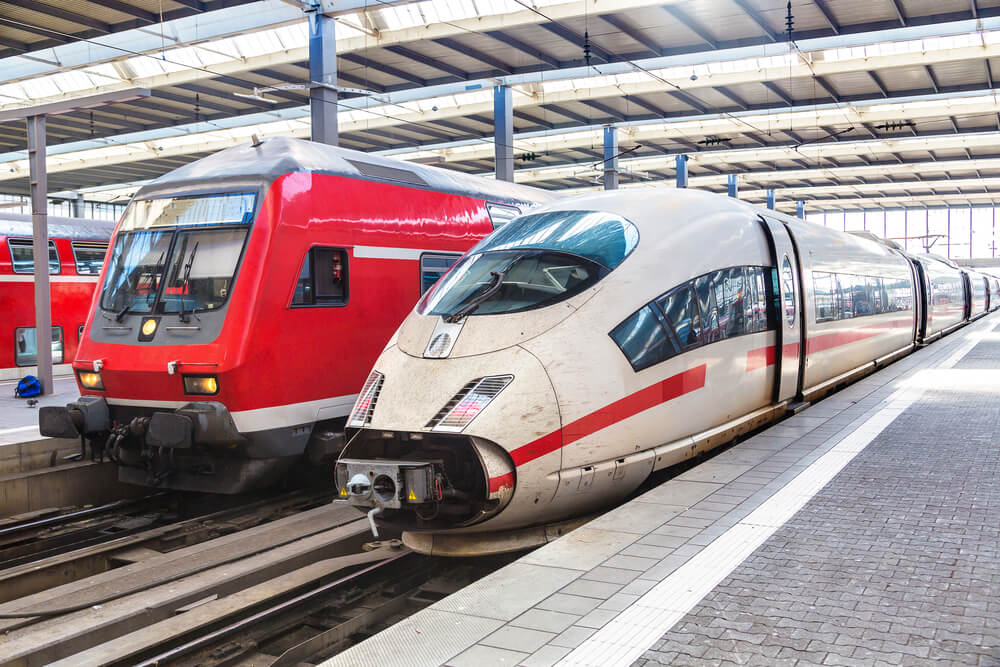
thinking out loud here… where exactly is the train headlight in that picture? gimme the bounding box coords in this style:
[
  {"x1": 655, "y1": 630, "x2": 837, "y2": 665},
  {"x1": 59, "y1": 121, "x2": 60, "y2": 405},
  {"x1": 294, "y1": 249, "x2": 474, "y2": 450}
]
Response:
[
  {"x1": 77, "y1": 370, "x2": 104, "y2": 390},
  {"x1": 348, "y1": 370, "x2": 384, "y2": 428},
  {"x1": 183, "y1": 375, "x2": 219, "y2": 395},
  {"x1": 427, "y1": 375, "x2": 513, "y2": 433}
]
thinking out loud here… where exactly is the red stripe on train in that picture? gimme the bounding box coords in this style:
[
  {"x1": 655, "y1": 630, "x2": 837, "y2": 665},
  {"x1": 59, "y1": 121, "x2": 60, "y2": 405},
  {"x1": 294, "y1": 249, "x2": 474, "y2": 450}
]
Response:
[
  {"x1": 488, "y1": 472, "x2": 514, "y2": 494},
  {"x1": 509, "y1": 364, "x2": 707, "y2": 467},
  {"x1": 746, "y1": 317, "x2": 913, "y2": 370}
]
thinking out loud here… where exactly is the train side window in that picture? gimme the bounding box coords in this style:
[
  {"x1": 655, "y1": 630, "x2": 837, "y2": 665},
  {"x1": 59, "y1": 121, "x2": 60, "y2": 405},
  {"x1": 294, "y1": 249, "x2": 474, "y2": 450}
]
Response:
[
  {"x1": 8, "y1": 239, "x2": 60, "y2": 274},
  {"x1": 715, "y1": 266, "x2": 748, "y2": 338},
  {"x1": 867, "y1": 276, "x2": 884, "y2": 315},
  {"x1": 14, "y1": 326, "x2": 64, "y2": 366},
  {"x1": 694, "y1": 274, "x2": 721, "y2": 342},
  {"x1": 610, "y1": 306, "x2": 679, "y2": 372},
  {"x1": 656, "y1": 286, "x2": 702, "y2": 350},
  {"x1": 752, "y1": 267, "x2": 769, "y2": 332},
  {"x1": 420, "y1": 253, "x2": 461, "y2": 294},
  {"x1": 814, "y1": 272, "x2": 836, "y2": 322},
  {"x1": 292, "y1": 247, "x2": 348, "y2": 307},
  {"x1": 71, "y1": 241, "x2": 108, "y2": 275}
]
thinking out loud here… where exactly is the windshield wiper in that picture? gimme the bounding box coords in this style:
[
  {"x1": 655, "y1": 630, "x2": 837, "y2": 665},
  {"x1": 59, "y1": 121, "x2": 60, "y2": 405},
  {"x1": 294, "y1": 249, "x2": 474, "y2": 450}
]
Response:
[
  {"x1": 177, "y1": 242, "x2": 200, "y2": 323},
  {"x1": 444, "y1": 256, "x2": 520, "y2": 323},
  {"x1": 114, "y1": 304, "x2": 131, "y2": 322}
]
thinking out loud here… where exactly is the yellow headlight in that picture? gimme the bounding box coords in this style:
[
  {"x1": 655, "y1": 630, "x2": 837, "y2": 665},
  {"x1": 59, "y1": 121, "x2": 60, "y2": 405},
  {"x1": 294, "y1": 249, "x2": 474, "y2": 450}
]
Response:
[
  {"x1": 141, "y1": 319, "x2": 157, "y2": 336},
  {"x1": 183, "y1": 375, "x2": 218, "y2": 395},
  {"x1": 77, "y1": 370, "x2": 104, "y2": 390}
]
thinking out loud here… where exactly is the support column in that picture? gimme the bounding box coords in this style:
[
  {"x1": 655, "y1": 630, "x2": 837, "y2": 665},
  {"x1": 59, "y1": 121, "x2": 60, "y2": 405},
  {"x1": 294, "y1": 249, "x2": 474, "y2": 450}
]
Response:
[
  {"x1": 308, "y1": 7, "x2": 338, "y2": 146},
  {"x1": 796, "y1": 200, "x2": 805, "y2": 219},
  {"x1": 603, "y1": 126, "x2": 618, "y2": 190},
  {"x1": 727, "y1": 174, "x2": 738, "y2": 198},
  {"x1": 766, "y1": 189, "x2": 775, "y2": 210},
  {"x1": 72, "y1": 192, "x2": 84, "y2": 217},
  {"x1": 27, "y1": 115, "x2": 52, "y2": 394},
  {"x1": 675, "y1": 155, "x2": 688, "y2": 188},
  {"x1": 494, "y1": 85, "x2": 513, "y2": 182}
]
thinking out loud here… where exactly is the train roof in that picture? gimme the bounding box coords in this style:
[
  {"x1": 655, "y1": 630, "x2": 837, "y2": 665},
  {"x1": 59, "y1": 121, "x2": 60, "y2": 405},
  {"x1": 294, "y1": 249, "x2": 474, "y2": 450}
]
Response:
[
  {"x1": 0, "y1": 213, "x2": 115, "y2": 241},
  {"x1": 134, "y1": 136, "x2": 558, "y2": 208}
]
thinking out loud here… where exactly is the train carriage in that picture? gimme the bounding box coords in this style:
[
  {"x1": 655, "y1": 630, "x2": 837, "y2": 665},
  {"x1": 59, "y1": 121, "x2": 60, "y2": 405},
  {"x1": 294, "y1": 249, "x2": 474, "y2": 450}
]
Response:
[
  {"x1": 0, "y1": 214, "x2": 113, "y2": 381},
  {"x1": 336, "y1": 188, "x2": 986, "y2": 556},
  {"x1": 41, "y1": 137, "x2": 555, "y2": 493}
]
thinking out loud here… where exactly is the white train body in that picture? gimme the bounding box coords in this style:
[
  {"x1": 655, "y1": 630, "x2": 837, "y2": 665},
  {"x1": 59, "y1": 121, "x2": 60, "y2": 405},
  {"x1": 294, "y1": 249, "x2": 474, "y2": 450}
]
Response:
[{"x1": 336, "y1": 189, "x2": 987, "y2": 555}]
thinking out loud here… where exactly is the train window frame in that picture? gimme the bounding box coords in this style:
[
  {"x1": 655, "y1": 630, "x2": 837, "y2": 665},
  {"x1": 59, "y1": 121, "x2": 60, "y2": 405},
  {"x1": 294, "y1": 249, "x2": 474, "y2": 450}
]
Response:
[
  {"x1": 8, "y1": 238, "x2": 60, "y2": 275},
  {"x1": 419, "y1": 252, "x2": 462, "y2": 295},
  {"x1": 610, "y1": 264, "x2": 777, "y2": 374},
  {"x1": 781, "y1": 256, "x2": 795, "y2": 327},
  {"x1": 290, "y1": 246, "x2": 350, "y2": 308},
  {"x1": 14, "y1": 326, "x2": 64, "y2": 367},
  {"x1": 71, "y1": 241, "x2": 109, "y2": 275}
]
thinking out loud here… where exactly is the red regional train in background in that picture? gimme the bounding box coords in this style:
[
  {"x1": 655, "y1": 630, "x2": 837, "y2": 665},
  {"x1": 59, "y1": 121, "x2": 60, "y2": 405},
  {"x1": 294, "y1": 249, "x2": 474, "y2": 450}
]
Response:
[
  {"x1": 335, "y1": 189, "x2": 995, "y2": 556},
  {"x1": 1, "y1": 213, "x2": 113, "y2": 382},
  {"x1": 41, "y1": 137, "x2": 556, "y2": 493}
]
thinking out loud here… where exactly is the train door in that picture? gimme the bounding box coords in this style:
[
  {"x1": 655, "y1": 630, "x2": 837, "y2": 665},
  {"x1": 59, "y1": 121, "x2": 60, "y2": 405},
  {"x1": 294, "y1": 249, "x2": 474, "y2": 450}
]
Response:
[
  {"x1": 961, "y1": 272, "x2": 972, "y2": 320},
  {"x1": 757, "y1": 215, "x2": 804, "y2": 403},
  {"x1": 905, "y1": 256, "x2": 925, "y2": 343}
]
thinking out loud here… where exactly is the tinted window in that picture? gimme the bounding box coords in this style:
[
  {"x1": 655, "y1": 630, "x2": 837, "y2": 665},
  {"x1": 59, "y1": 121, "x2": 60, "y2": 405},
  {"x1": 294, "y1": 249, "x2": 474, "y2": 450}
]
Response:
[
  {"x1": 656, "y1": 286, "x2": 701, "y2": 350},
  {"x1": 15, "y1": 326, "x2": 63, "y2": 366},
  {"x1": 71, "y1": 241, "x2": 108, "y2": 275},
  {"x1": 716, "y1": 267, "x2": 748, "y2": 338},
  {"x1": 100, "y1": 230, "x2": 173, "y2": 314},
  {"x1": 8, "y1": 239, "x2": 59, "y2": 274},
  {"x1": 781, "y1": 257, "x2": 795, "y2": 325},
  {"x1": 292, "y1": 247, "x2": 348, "y2": 306},
  {"x1": 420, "y1": 253, "x2": 461, "y2": 294},
  {"x1": 160, "y1": 228, "x2": 248, "y2": 313},
  {"x1": 814, "y1": 272, "x2": 836, "y2": 322},
  {"x1": 609, "y1": 306, "x2": 678, "y2": 372},
  {"x1": 694, "y1": 274, "x2": 721, "y2": 343},
  {"x1": 472, "y1": 210, "x2": 639, "y2": 269}
]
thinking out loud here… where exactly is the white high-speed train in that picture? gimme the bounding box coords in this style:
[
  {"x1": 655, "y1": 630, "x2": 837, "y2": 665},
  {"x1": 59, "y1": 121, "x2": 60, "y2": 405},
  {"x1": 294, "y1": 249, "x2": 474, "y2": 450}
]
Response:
[{"x1": 336, "y1": 189, "x2": 993, "y2": 555}]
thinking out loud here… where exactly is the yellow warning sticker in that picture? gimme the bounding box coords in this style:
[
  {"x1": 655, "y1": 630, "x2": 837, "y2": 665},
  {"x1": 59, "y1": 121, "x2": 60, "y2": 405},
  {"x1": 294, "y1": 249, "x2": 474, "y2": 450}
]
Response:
[
  {"x1": 339, "y1": 487, "x2": 348, "y2": 497},
  {"x1": 408, "y1": 489, "x2": 417, "y2": 501}
]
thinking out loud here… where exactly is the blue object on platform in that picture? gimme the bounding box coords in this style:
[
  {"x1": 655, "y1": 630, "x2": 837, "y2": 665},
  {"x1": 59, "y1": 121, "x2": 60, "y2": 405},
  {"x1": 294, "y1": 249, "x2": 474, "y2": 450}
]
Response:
[{"x1": 15, "y1": 375, "x2": 42, "y2": 398}]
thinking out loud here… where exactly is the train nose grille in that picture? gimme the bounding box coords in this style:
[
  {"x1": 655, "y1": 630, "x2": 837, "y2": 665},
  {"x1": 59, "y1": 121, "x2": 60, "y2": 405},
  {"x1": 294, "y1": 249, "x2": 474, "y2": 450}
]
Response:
[
  {"x1": 426, "y1": 375, "x2": 513, "y2": 432},
  {"x1": 348, "y1": 370, "x2": 384, "y2": 428}
]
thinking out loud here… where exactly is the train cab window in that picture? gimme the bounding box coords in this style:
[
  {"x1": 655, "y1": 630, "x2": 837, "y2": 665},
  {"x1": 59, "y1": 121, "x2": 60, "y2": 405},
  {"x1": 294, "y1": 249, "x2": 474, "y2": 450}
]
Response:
[
  {"x1": 610, "y1": 306, "x2": 680, "y2": 372},
  {"x1": 486, "y1": 203, "x2": 521, "y2": 229},
  {"x1": 694, "y1": 274, "x2": 721, "y2": 343},
  {"x1": 8, "y1": 239, "x2": 60, "y2": 274},
  {"x1": 713, "y1": 267, "x2": 750, "y2": 339},
  {"x1": 656, "y1": 286, "x2": 702, "y2": 350},
  {"x1": 292, "y1": 247, "x2": 348, "y2": 307},
  {"x1": 71, "y1": 241, "x2": 108, "y2": 275},
  {"x1": 419, "y1": 253, "x2": 461, "y2": 294},
  {"x1": 14, "y1": 326, "x2": 63, "y2": 366},
  {"x1": 159, "y1": 228, "x2": 248, "y2": 314}
]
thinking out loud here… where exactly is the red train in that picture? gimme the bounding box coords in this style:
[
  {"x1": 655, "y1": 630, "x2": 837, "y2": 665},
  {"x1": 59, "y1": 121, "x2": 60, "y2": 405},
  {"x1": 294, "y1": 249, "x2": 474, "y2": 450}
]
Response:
[
  {"x1": 1, "y1": 213, "x2": 113, "y2": 382},
  {"x1": 41, "y1": 137, "x2": 555, "y2": 493}
]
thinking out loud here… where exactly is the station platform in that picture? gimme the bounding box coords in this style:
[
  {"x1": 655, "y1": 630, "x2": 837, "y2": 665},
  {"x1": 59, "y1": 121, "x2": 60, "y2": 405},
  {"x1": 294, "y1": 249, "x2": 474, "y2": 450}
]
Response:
[
  {"x1": 325, "y1": 312, "x2": 1000, "y2": 667},
  {"x1": 0, "y1": 376, "x2": 78, "y2": 447}
]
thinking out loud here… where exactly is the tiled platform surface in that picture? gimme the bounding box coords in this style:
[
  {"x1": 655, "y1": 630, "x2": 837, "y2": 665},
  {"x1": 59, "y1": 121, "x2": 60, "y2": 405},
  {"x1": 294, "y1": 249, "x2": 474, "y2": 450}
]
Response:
[
  {"x1": 0, "y1": 376, "x2": 78, "y2": 446},
  {"x1": 323, "y1": 314, "x2": 1000, "y2": 667}
]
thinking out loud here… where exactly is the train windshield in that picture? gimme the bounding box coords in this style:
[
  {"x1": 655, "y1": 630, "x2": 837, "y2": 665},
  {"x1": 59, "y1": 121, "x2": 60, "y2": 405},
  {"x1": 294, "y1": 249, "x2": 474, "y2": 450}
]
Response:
[
  {"x1": 418, "y1": 210, "x2": 637, "y2": 318},
  {"x1": 100, "y1": 193, "x2": 255, "y2": 316}
]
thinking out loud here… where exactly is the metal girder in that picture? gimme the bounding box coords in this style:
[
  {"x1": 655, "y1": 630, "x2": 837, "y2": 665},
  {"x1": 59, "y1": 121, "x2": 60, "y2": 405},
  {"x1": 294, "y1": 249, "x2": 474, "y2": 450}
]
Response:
[
  {"x1": 599, "y1": 13, "x2": 660, "y2": 57},
  {"x1": 812, "y1": 0, "x2": 840, "y2": 35},
  {"x1": 761, "y1": 81, "x2": 794, "y2": 106},
  {"x1": 3, "y1": 0, "x2": 113, "y2": 33},
  {"x1": 0, "y1": 89, "x2": 151, "y2": 122},
  {"x1": 432, "y1": 38, "x2": 513, "y2": 74},
  {"x1": 494, "y1": 84, "x2": 513, "y2": 182},
  {"x1": 714, "y1": 86, "x2": 750, "y2": 110},
  {"x1": 662, "y1": 5, "x2": 718, "y2": 49},
  {"x1": 483, "y1": 30, "x2": 560, "y2": 68},
  {"x1": 538, "y1": 21, "x2": 612, "y2": 64},
  {"x1": 0, "y1": 17, "x2": 72, "y2": 42},
  {"x1": 730, "y1": 0, "x2": 780, "y2": 42},
  {"x1": 383, "y1": 45, "x2": 467, "y2": 80},
  {"x1": 890, "y1": 0, "x2": 908, "y2": 26},
  {"x1": 579, "y1": 100, "x2": 626, "y2": 122},
  {"x1": 339, "y1": 53, "x2": 427, "y2": 85}
]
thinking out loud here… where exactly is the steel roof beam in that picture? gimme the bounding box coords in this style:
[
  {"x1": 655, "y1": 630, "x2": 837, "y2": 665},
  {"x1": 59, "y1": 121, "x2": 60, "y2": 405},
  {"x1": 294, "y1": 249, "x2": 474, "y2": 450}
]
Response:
[
  {"x1": 890, "y1": 0, "x2": 908, "y2": 26},
  {"x1": 339, "y1": 52, "x2": 427, "y2": 86},
  {"x1": 813, "y1": 0, "x2": 840, "y2": 35},
  {"x1": 482, "y1": 30, "x2": 560, "y2": 68},
  {"x1": 599, "y1": 13, "x2": 661, "y2": 57},
  {"x1": 730, "y1": 0, "x2": 780, "y2": 42},
  {"x1": 2, "y1": 0, "x2": 113, "y2": 33},
  {"x1": 538, "y1": 22, "x2": 612, "y2": 64},
  {"x1": 662, "y1": 5, "x2": 718, "y2": 49},
  {"x1": 0, "y1": 17, "x2": 72, "y2": 42},
  {"x1": 432, "y1": 38, "x2": 513, "y2": 75}
]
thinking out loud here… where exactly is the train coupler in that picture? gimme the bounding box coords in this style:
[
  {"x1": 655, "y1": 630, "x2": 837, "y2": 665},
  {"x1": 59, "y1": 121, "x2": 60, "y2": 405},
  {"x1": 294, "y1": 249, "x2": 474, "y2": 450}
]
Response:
[{"x1": 336, "y1": 459, "x2": 440, "y2": 511}]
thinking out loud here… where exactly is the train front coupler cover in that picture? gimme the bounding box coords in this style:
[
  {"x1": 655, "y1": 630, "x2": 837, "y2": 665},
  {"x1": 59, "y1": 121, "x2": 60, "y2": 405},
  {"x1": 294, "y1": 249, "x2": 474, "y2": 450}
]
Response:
[{"x1": 336, "y1": 457, "x2": 441, "y2": 536}]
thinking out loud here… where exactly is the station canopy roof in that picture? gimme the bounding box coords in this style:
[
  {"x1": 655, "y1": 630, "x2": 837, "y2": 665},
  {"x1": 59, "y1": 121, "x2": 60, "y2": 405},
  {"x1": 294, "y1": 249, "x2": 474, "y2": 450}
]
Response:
[{"x1": 2, "y1": 0, "x2": 1000, "y2": 213}]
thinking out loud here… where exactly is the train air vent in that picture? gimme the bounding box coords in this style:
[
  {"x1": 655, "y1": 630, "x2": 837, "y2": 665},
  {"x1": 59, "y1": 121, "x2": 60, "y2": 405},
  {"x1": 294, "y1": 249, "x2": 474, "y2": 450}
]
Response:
[
  {"x1": 345, "y1": 159, "x2": 427, "y2": 188},
  {"x1": 348, "y1": 370, "x2": 384, "y2": 428},
  {"x1": 426, "y1": 375, "x2": 513, "y2": 433}
]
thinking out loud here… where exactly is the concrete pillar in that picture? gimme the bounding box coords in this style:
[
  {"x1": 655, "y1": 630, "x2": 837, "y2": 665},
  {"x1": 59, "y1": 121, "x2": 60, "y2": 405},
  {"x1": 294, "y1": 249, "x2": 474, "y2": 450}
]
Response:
[
  {"x1": 27, "y1": 115, "x2": 52, "y2": 394},
  {"x1": 675, "y1": 154, "x2": 688, "y2": 188},
  {"x1": 766, "y1": 189, "x2": 775, "y2": 210},
  {"x1": 796, "y1": 200, "x2": 805, "y2": 219},
  {"x1": 494, "y1": 85, "x2": 514, "y2": 182},
  {"x1": 603, "y1": 126, "x2": 618, "y2": 190},
  {"x1": 308, "y1": 7, "x2": 338, "y2": 145},
  {"x1": 71, "y1": 193, "x2": 84, "y2": 218},
  {"x1": 727, "y1": 174, "x2": 738, "y2": 198}
]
